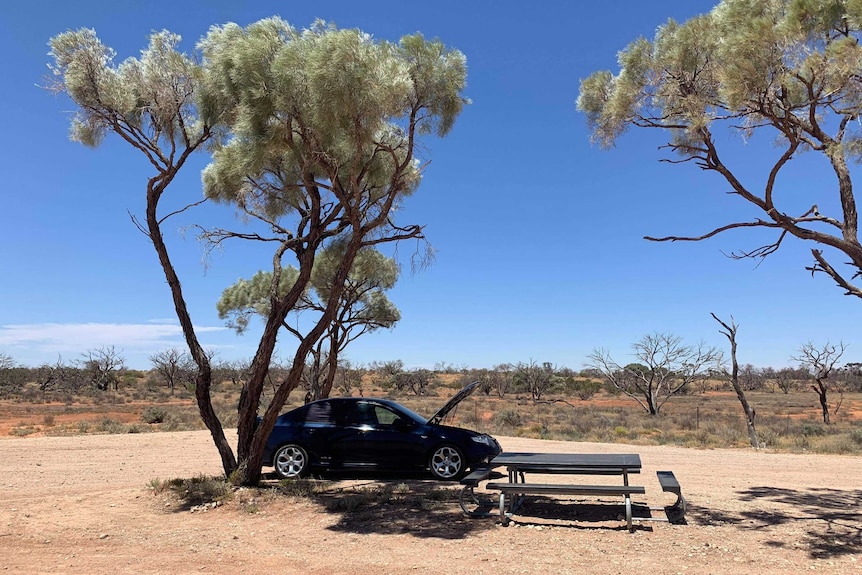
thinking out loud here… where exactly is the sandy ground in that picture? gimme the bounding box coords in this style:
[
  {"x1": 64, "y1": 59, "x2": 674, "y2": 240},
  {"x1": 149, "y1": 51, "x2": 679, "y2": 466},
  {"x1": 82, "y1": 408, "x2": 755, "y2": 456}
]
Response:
[{"x1": 0, "y1": 430, "x2": 860, "y2": 575}]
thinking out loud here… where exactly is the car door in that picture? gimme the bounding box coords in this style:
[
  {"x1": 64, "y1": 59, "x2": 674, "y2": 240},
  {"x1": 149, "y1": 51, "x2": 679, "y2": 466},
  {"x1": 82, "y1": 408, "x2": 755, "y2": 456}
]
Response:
[
  {"x1": 324, "y1": 400, "x2": 377, "y2": 469},
  {"x1": 332, "y1": 401, "x2": 426, "y2": 471}
]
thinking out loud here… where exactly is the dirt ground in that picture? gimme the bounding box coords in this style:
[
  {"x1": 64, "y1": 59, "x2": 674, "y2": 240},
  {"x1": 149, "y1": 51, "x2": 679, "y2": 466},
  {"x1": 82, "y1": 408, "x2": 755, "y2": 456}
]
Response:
[{"x1": 0, "y1": 430, "x2": 860, "y2": 575}]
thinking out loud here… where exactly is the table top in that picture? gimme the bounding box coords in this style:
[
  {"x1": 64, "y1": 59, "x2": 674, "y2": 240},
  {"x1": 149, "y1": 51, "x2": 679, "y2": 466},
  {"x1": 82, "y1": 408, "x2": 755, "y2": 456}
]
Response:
[{"x1": 490, "y1": 452, "x2": 642, "y2": 470}]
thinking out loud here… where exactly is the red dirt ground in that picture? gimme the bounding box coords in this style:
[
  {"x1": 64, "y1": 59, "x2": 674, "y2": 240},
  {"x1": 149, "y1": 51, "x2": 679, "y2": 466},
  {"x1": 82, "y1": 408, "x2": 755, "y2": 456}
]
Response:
[{"x1": 1, "y1": 430, "x2": 861, "y2": 574}]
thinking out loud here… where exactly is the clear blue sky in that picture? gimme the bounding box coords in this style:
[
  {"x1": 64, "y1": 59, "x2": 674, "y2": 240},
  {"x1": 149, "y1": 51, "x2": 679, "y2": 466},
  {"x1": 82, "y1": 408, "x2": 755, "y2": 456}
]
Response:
[{"x1": 2, "y1": 0, "x2": 860, "y2": 371}]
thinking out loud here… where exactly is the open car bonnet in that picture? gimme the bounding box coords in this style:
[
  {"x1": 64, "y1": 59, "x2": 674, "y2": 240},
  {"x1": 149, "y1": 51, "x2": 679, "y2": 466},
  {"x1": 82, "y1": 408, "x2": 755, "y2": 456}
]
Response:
[{"x1": 427, "y1": 380, "x2": 481, "y2": 425}]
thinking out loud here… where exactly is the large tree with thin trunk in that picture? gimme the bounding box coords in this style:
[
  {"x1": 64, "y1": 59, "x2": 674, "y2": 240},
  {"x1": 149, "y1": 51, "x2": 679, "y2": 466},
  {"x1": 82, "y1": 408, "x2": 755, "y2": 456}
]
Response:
[
  {"x1": 577, "y1": 0, "x2": 862, "y2": 296},
  {"x1": 47, "y1": 29, "x2": 237, "y2": 475},
  {"x1": 47, "y1": 18, "x2": 467, "y2": 484}
]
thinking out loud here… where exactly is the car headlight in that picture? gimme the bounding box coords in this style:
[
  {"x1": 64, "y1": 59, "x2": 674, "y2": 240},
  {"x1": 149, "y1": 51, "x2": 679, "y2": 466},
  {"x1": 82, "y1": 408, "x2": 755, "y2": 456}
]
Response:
[{"x1": 471, "y1": 435, "x2": 494, "y2": 446}]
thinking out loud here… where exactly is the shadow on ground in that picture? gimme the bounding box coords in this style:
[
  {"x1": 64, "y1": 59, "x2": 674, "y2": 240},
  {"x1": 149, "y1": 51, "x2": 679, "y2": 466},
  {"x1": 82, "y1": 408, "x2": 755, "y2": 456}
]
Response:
[
  {"x1": 689, "y1": 486, "x2": 861, "y2": 559},
  {"x1": 499, "y1": 498, "x2": 654, "y2": 532},
  {"x1": 267, "y1": 470, "x2": 497, "y2": 539}
]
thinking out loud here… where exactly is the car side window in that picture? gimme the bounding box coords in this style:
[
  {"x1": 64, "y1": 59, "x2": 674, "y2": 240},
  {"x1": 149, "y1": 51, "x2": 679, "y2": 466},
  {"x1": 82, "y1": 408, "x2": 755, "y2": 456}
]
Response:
[
  {"x1": 373, "y1": 405, "x2": 404, "y2": 427},
  {"x1": 344, "y1": 401, "x2": 378, "y2": 427},
  {"x1": 304, "y1": 400, "x2": 335, "y2": 424}
]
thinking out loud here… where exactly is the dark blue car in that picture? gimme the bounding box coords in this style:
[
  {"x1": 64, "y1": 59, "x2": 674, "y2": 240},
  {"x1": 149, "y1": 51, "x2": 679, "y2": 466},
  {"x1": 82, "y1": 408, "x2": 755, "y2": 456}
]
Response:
[{"x1": 262, "y1": 381, "x2": 501, "y2": 480}]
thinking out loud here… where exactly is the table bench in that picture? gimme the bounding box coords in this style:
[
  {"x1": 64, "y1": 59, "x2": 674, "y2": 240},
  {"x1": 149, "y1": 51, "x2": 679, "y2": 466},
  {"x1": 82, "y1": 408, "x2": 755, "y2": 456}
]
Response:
[
  {"x1": 458, "y1": 466, "x2": 500, "y2": 517},
  {"x1": 486, "y1": 481, "x2": 646, "y2": 531},
  {"x1": 656, "y1": 470, "x2": 686, "y2": 524}
]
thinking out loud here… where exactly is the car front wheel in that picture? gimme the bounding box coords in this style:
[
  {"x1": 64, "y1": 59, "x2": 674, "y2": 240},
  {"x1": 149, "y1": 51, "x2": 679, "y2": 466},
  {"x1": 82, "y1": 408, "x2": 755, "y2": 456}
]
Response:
[
  {"x1": 273, "y1": 444, "x2": 309, "y2": 479},
  {"x1": 429, "y1": 444, "x2": 465, "y2": 480}
]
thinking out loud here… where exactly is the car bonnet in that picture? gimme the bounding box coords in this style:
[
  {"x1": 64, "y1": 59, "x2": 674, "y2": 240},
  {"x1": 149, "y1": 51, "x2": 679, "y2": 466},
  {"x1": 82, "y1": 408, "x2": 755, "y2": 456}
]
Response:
[{"x1": 427, "y1": 380, "x2": 482, "y2": 425}]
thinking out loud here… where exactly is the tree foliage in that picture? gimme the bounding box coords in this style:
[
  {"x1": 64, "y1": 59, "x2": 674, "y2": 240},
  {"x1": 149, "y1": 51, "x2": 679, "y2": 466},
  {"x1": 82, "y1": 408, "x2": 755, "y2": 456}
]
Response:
[
  {"x1": 216, "y1": 247, "x2": 400, "y2": 401},
  {"x1": 513, "y1": 360, "x2": 561, "y2": 401},
  {"x1": 577, "y1": 0, "x2": 862, "y2": 297}
]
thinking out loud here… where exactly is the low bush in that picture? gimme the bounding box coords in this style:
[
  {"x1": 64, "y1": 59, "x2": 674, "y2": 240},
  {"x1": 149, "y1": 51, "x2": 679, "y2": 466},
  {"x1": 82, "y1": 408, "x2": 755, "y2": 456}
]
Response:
[{"x1": 142, "y1": 407, "x2": 168, "y2": 424}]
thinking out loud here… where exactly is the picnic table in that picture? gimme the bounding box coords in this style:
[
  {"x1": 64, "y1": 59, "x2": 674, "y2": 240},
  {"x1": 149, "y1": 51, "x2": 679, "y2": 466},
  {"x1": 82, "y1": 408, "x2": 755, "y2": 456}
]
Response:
[{"x1": 460, "y1": 452, "x2": 684, "y2": 531}]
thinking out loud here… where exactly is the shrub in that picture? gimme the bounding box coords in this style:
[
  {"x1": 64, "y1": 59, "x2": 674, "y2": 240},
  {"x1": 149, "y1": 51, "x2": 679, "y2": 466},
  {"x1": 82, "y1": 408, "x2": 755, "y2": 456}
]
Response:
[
  {"x1": 152, "y1": 475, "x2": 232, "y2": 506},
  {"x1": 572, "y1": 379, "x2": 602, "y2": 400},
  {"x1": 801, "y1": 423, "x2": 826, "y2": 436},
  {"x1": 142, "y1": 407, "x2": 168, "y2": 424},
  {"x1": 493, "y1": 409, "x2": 522, "y2": 428}
]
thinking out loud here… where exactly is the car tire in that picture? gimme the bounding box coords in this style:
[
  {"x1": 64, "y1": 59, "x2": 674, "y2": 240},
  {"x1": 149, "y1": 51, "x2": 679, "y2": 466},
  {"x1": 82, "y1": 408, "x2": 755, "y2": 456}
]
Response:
[
  {"x1": 273, "y1": 444, "x2": 310, "y2": 479},
  {"x1": 428, "y1": 444, "x2": 465, "y2": 480}
]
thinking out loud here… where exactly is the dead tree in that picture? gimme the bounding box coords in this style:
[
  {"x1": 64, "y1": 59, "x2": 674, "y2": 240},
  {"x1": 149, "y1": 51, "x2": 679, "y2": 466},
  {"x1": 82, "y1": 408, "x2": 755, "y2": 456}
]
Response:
[
  {"x1": 711, "y1": 313, "x2": 759, "y2": 448},
  {"x1": 792, "y1": 342, "x2": 846, "y2": 424}
]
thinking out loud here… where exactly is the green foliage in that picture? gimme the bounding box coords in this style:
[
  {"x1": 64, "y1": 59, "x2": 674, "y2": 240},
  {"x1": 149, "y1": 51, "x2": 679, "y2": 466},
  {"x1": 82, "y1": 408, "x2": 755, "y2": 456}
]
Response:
[
  {"x1": 493, "y1": 408, "x2": 523, "y2": 428},
  {"x1": 142, "y1": 406, "x2": 168, "y2": 424},
  {"x1": 571, "y1": 378, "x2": 603, "y2": 400},
  {"x1": 48, "y1": 29, "x2": 206, "y2": 150}
]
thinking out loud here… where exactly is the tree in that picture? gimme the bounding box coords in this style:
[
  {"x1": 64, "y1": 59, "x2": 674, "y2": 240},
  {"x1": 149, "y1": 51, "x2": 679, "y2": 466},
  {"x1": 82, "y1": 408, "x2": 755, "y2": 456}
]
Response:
[
  {"x1": 51, "y1": 19, "x2": 466, "y2": 485},
  {"x1": 513, "y1": 360, "x2": 559, "y2": 401},
  {"x1": 739, "y1": 363, "x2": 766, "y2": 391},
  {"x1": 0, "y1": 354, "x2": 27, "y2": 396},
  {"x1": 150, "y1": 348, "x2": 196, "y2": 395},
  {"x1": 201, "y1": 19, "x2": 465, "y2": 484},
  {"x1": 840, "y1": 362, "x2": 862, "y2": 392},
  {"x1": 792, "y1": 341, "x2": 846, "y2": 424},
  {"x1": 488, "y1": 363, "x2": 514, "y2": 398},
  {"x1": 216, "y1": 247, "x2": 400, "y2": 403},
  {"x1": 711, "y1": 313, "x2": 759, "y2": 448},
  {"x1": 81, "y1": 346, "x2": 125, "y2": 391},
  {"x1": 47, "y1": 29, "x2": 236, "y2": 475},
  {"x1": 388, "y1": 368, "x2": 436, "y2": 396},
  {"x1": 588, "y1": 333, "x2": 720, "y2": 415},
  {"x1": 32, "y1": 356, "x2": 78, "y2": 397},
  {"x1": 333, "y1": 360, "x2": 365, "y2": 396},
  {"x1": 577, "y1": 0, "x2": 862, "y2": 297}
]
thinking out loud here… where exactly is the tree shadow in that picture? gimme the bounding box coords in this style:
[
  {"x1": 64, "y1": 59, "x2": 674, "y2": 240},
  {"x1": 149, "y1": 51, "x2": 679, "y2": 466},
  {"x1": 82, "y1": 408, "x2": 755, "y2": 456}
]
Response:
[
  {"x1": 266, "y1": 471, "x2": 497, "y2": 539},
  {"x1": 501, "y1": 498, "x2": 654, "y2": 531},
  {"x1": 689, "y1": 486, "x2": 861, "y2": 559}
]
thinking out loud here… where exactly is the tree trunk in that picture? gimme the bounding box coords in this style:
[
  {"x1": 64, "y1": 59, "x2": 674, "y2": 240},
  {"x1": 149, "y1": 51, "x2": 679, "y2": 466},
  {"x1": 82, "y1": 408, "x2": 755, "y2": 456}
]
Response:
[
  {"x1": 147, "y1": 176, "x2": 237, "y2": 477},
  {"x1": 647, "y1": 390, "x2": 659, "y2": 415},
  {"x1": 814, "y1": 381, "x2": 831, "y2": 424},
  {"x1": 236, "y1": 235, "x2": 365, "y2": 486}
]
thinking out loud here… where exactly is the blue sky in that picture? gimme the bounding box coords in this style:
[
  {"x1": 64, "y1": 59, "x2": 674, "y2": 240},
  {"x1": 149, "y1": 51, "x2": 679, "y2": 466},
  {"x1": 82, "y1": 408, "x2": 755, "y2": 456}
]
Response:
[{"x1": 2, "y1": 0, "x2": 860, "y2": 371}]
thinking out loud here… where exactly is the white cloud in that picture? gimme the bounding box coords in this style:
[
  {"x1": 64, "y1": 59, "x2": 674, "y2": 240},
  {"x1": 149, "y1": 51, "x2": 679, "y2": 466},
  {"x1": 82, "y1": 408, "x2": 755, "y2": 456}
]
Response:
[{"x1": 0, "y1": 322, "x2": 228, "y2": 367}]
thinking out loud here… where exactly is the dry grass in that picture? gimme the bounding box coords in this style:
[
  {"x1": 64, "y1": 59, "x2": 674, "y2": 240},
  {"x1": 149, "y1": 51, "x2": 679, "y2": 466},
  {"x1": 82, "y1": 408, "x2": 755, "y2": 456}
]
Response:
[{"x1": 3, "y1": 377, "x2": 861, "y2": 455}]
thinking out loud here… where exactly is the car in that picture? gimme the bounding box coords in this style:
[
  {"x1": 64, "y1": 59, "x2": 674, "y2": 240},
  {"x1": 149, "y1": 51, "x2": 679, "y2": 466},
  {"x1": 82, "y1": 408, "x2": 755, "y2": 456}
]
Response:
[{"x1": 261, "y1": 381, "x2": 502, "y2": 480}]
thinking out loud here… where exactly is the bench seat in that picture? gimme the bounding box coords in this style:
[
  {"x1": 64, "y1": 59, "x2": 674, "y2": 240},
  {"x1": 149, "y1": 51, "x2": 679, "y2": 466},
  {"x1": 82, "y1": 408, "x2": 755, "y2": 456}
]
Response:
[
  {"x1": 485, "y1": 482, "x2": 646, "y2": 531},
  {"x1": 656, "y1": 470, "x2": 686, "y2": 524},
  {"x1": 460, "y1": 466, "x2": 494, "y2": 487}
]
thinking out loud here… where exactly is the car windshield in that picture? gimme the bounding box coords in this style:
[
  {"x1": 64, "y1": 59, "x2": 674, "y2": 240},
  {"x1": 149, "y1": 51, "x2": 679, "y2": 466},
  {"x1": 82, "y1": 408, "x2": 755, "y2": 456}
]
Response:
[{"x1": 395, "y1": 403, "x2": 430, "y2": 425}]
